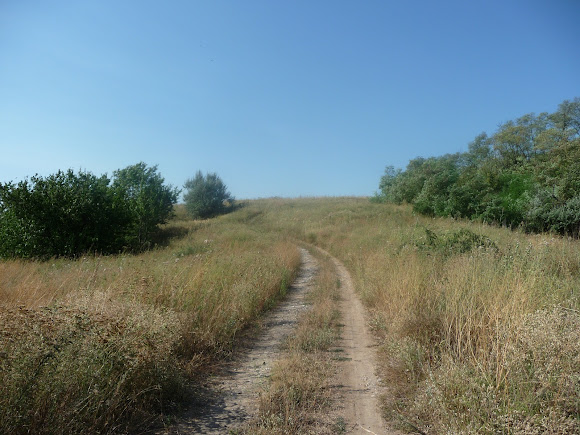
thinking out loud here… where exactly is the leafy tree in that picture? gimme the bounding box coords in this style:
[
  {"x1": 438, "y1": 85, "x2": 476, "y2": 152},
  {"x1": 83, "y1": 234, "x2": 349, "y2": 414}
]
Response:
[
  {"x1": 112, "y1": 163, "x2": 180, "y2": 249},
  {"x1": 413, "y1": 154, "x2": 461, "y2": 216},
  {"x1": 183, "y1": 171, "x2": 234, "y2": 219},
  {"x1": 447, "y1": 171, "x2": 491, "y2": 218},
  {"x1": 0, "y1": 170, "x2": 120, "y2": 258},
  {"x1": 0, "y1": 163, "x2": 179, "y2": 259},
  {"x1": 381, "y1": 157, "x2": 431, "y2": 205},
  {"x1": 376, "y1": 166, "x2": 402, "y2": 202},
  {"x1": 375, "y1": 97, "x2": 580, "y2": 237},
  {"x1": 535, "y1": 99, "x2": 580, "y2": 201},
  {"x1": 465, "y1": 132, "x2": 493, "y2": 168},
  {"x1": 549, "y1": 97, "x2": 580, "y2": 137},
  {"x1": 491, "y1": 113, "x2": 548, "y2": 168}
]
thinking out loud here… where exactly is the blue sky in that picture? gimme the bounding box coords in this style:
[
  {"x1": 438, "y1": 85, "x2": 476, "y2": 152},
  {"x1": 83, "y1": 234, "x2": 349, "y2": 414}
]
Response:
[{"x1": 1, "y1": 1, "x2": 579, "y2": 199}]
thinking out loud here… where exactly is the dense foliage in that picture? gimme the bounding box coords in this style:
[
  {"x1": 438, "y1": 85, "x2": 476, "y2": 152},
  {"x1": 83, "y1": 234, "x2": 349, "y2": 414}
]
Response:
[
  {"x1": 0, "y1": 163, "x2": 179, "y2": 258},
  {"x1": 375, "y1": 97, "x2": 580, "y2": 236},
  {"x1": 183, "y1": 171, "x2": 235, "y2": 219},
  {"x1": 112, "y1": 162, "x2": 179, "y2": 248}
]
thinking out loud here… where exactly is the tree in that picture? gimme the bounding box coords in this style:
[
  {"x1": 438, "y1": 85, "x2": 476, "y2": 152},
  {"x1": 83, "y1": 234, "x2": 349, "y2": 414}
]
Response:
[
  {"x1": 112, "y1": 163, "x2": 180, "y2": 248},
  {"x1": 0, "y1": 170, "x2": 120, "y2": 258},
  {"x1": 375, "y1": 165, "x2": 402, "y2": 202},
  {"x1": 374, "y1": 96, "x2": 580, "y2": 236},
  {"x1": 412, "y1": 154, "x2": 461, "y2": 216},
  {"x1": 0, "y1": 164, "x2": 180, "y2": 258},
  {"x1": 183, "y1": 171, "x2": 234, "y2": 219},
  {"x1": 492, "y1": 113, "x2": 548, "y2": 168},
  {"x1": 465, "y1": 132, "x2": 493, "y2": 167}
]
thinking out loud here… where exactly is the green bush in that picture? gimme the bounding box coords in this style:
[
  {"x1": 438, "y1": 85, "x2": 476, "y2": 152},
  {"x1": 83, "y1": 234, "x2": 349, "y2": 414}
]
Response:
[
  {"x1": 527, "y1": 191, "x2": 580, "y2": 237},
  {"x1": 376, "y1": 97, "x2": 580, "y2": 237},
  {"x1": 112, "y1": 163, "x2": 180, "y2": 249},
  {"x1": 0, "y1": 163, "x2": 179, "y2": 259},
  {"x1": 415, "y1": 228, "x2": 498, "y2": 256},
  {"x1": 0, "y1": 170, "x2": 122, "y2": 258},
  {"x1": 183, "y1": 171, "x2": 235, "y2": 219}
]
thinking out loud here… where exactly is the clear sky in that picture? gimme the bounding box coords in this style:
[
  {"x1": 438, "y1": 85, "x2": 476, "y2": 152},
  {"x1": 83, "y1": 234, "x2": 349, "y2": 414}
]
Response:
[{"x1": 1, "y1": 1, "x2": 579, "y2": 199}]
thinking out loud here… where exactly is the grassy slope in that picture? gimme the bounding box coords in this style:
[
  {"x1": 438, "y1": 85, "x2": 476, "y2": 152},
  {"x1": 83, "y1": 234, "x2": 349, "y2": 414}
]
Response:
[
  {"x1": 250, "y1": 197, "x2": 580, "y2": 434},
  {"x1": 1, "y1": 198, "x2": 579, "y2": 434},
  {"x1": 0, "y1": 205, "x2": 300, "y2": 434}
]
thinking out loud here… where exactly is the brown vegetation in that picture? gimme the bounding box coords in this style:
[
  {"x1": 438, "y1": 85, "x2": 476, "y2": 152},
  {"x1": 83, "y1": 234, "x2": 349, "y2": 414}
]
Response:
[
  {"x1": 0, "y1": 205, "x2": 300, "y2": 434},
  {"x1": 251, "y1": 197, "x2": 580, "y2": 434},
  {"x1": 2, "y1": 198, "x2": 579, "y2": 433}
]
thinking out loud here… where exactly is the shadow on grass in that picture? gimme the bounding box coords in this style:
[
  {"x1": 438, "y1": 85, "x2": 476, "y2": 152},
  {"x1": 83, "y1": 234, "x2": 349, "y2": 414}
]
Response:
[{"x1": 150, "y1": 225, "x2": 191, "y2": 248}]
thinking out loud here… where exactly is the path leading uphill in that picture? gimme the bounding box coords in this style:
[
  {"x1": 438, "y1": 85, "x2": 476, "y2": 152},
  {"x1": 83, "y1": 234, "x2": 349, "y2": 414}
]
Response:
[
  {"x1": 315, "y1": 246, "x2": 395, "y2": 434},
  {"x1": 155, "y1": 248, "x2": 318, "y2": 434},
  {"x1": 155, "y1": 246, "x2": 395, "y2": 434}
]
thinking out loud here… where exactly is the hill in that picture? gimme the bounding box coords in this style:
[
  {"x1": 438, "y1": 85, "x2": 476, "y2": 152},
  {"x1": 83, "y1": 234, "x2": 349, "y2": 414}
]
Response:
[{"x1": 1, "y1": 198, "x2": 578, "y2": 433}]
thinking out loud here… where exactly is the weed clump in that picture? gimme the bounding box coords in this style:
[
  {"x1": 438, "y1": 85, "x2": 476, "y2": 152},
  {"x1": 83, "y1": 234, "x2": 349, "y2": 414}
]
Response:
[{"x1": 414, "y1": 227, "x2": 498, "y2": 255}]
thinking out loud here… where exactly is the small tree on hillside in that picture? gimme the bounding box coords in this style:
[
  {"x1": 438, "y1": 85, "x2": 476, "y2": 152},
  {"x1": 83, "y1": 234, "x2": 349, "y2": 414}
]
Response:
[
  {"x1": 112, "y1": 162, "x2": 180, "y2": 248},
  {"x1": 183, "y1": 171, "x2": 234, "y2": 219}
]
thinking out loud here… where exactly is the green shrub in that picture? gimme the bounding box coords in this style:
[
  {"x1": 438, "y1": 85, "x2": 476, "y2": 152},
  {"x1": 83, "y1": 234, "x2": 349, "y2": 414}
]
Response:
[
  {"x1": 376, "y1": 97, "x2": 580, "y2": 237},
  {"x1": 183, "y1": 171, "x2": 235, "y2": 219},
  {"x1": 112, "y1": 162, "x2": 180, "y2": 249},
  {"x1": 0, "y1": 163, "x2": 179, "y2": 258},
  {"x1": 0, "y1": 170, "x2": 123, "y2": 258},
  {"x1": 527, "y1": 191, "x2": 580, "y2": 237},
  {"x1": 415, "y1": 228, "x2": 498, "y2": 255}
]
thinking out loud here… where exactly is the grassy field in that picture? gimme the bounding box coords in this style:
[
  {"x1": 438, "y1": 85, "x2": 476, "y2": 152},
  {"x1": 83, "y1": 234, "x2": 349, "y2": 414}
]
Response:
[
  {"x1": 0, "y1": 205, "x2": 300, "y2": 434},
  {"x1": 1, "y1": 198, "x2": 579, "y2": 434},
  {"x1": 250, "y1": 197, "x2": 580, "y2": 434}
]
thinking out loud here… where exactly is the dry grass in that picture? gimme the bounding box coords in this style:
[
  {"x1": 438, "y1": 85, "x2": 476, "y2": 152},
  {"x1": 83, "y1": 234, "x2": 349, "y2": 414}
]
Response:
[
  {"x1": 234, "y1": 198, "x2": 580, "y2": 433},
  {"x1": 241, "y1": 248, "x2": 343, "y2": 434},
  {"x1": 2, "y1": 198, "x2": 579, "y2": 433},
  {"x1": 0, "y1": 205, "x2": 301, "y2": 434}
]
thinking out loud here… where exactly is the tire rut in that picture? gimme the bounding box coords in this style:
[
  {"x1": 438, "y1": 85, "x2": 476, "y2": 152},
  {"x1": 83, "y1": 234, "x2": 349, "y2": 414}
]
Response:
[
  {"x1": 154, "y1": 246, "x2": 398, "y2": 434},
  {"x1": 155, "y1": 247, "x2": 318, "y2": 434},
  {"x1": 314, "y1": 246, "x2": 400, "y2": 435}
]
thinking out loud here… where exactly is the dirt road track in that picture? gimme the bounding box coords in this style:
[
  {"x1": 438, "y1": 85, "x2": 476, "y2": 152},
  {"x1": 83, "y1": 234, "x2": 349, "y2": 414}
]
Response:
[
  {"x1": 314, "y1": 246, "x2": 397, "y2": 435},
  {"x1": 155, "y1": 248, "x2": 318, "y2": 434},
  {"x1": 155, "y1": 246, "x2": 396, "y2": 434}
]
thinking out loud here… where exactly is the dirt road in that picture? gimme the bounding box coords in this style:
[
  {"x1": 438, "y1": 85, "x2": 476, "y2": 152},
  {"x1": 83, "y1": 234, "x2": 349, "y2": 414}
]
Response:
[
  {"x1": 156, "y1": 246, "x2": 393, "y2": 434},
  {"x1": 156, "y1": 247, "x2": 318, "y2": 434},
  {"x1": 316, "y1": 247, "x2": 394, "y2": 434}
]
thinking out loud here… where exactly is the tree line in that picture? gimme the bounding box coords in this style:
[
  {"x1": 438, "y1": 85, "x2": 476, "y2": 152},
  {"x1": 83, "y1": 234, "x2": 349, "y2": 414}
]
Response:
[
  {"x1": 375, "y1": 97, "x2": 580, "y2": 237},
  {"x1": 0, "y1": 163, "x2": 234, "y2": 259}
]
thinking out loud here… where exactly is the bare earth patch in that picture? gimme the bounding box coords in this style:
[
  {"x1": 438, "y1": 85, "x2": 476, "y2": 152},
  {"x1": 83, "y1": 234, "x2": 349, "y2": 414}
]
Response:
[{"x1": 316, "y1": 247, "x2": 401, "y2": 435}]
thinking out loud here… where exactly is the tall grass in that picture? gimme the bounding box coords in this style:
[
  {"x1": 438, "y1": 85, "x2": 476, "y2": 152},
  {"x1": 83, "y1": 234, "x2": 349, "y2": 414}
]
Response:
[
  {"x1": 0, "y1": 205, "x2": 300, "y2": 434},
  {"x1": 2, "y1": 198, "x2": 578, "y2": 433},
  {"x1": 240, "y1": 197, "x2": 580, "y2": 433}
]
